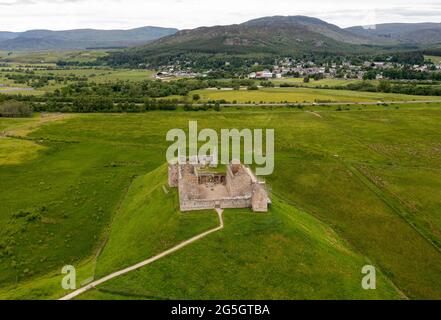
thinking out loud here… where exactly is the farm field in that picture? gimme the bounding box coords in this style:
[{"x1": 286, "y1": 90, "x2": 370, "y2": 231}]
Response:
[
  {"x1": 425, "y1": 55, "x2": 441, "y2": 64},
  {"x1": 30, "y1": 68, "x2": 155, "y2": 83},
  {"x1": 0, "y1": 50, "x2": 109, "y2": 64},
  {"x1": 271, "y1": 77, "x2": 379, "y2": 87},
  {"x1": 0, "y1": 66, "x2": 155, "y2": 95},
  {"x1": 1, "y1": 105, "x2": 441, "y2": 299},
  {"x1": 191, "y1": 87, "x2": 441, "y2": 103},
  {"x1": 0, "y1": 49, "x2": 155, "y2": 96}
]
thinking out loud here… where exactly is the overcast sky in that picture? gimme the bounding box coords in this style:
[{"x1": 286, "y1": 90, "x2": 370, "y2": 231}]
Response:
[{"x1": 1, "y1": 0, "x2": 441, "y2": 31}]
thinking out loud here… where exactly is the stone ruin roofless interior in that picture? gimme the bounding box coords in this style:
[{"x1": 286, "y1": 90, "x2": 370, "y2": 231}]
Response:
[{"x1": 168, "y1": 160, "x2": 270, "y2": 213}]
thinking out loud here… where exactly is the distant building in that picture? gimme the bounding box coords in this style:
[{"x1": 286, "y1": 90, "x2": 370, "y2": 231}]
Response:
[
  {"x1": 249, "y1": 70, "x2": 273, "y2": 79},
  {"x1": 373, "y1": 62, "x2": 385, "y2": 68}
]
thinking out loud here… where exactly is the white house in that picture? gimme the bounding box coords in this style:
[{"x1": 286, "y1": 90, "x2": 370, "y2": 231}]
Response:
[{"x1": 249, "y1": 70, "x2": 273, "y2": 79}]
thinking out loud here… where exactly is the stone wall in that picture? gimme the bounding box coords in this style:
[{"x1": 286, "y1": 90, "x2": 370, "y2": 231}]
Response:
[
  {"x1": 180, "y1": 196, "x2": 252, "y2": 212},
  {"x1": 168, "y1": 164, "x2": 179, "y2": 187},
  {"x1": 226, "y1": 164, "x2": 252, "y2": 197},
  {"x1": 179, "y1": 167, "x2": 199, "y2": 200},
  {"x1": 252, "y1": 182, "x2": 268, "y2": 212}
]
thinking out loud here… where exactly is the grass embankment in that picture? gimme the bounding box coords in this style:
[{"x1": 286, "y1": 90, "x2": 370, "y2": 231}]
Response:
[
  {"x1": 94, "y1": 165, "x2": 218, "y2": 277},
  {"x1": 0, "y1": 158, "x2": 217, "y2": 299},
  {"x1": 78, "y1": 196, "x2": 402, "y2": 300},
  {"x1": 0, "y1": 114, "x2": 165, "y2": 296}
]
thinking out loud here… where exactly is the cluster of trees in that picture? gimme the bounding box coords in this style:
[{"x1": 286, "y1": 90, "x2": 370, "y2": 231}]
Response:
[
  {"x1": 56, "y1": 60, "x2": 105, "y2": 67},
  {"x1": 0, "y1": 100, "x2": 32, "y2": 118},
  {"x1": 375, "y1": 51, "x2": 425, "y2": 65},
  {"x1": 363, "y1": 68, "x2": 441, "y2": 81},
  {"x1": 45, "y1": 78, "x2": 258, "y2": 102},
  {"x1": 102, "y1": 51, "x2": 276, "y2": 72},
  {"x1": 184, "y1": 103, "x2": 221, "y2": 112},
  {"x1": 48, "y1": 79, "x2": 207, "y2": 99},
  {"x1": 4, "y1": 72, "x2": 88, "y2": 88},
  {"x1": 5, "y1": 73, "x2": 51, "y2": 88},
  {"x1": 328, "y1": 80, "x2": 441, "y2": 96},
  {"x1": 29, "y1": 97, "x2": 183, "y2": 113}
]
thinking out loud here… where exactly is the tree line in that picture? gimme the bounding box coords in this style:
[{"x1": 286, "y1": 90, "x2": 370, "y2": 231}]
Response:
[{"x1": 0, "y1": 100, "x2": 32, "y2": 118}]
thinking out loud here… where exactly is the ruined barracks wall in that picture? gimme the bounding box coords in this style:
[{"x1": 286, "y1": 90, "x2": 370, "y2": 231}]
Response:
[
  {"x1": 168, "y1": 164, "x2": 179, "y2": 187},
  {"x1": 178, "y1": 164, "x2": 199, "y2": 200},
  {"x1": 169, "y1": 162, "x2": 269, "y2": 212},
  {"x1": 251, "y1": 182, "x2": 268, "y2": 212},
  {"x1": 226, "y1": 164, "x2": 253, "y2": 197},
  {"x1": 179, "y1": 197, "x2": 252, "y2": 212}
]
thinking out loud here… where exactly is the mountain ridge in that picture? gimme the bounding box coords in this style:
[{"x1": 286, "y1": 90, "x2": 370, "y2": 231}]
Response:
[
  {"x1": 0, "y1": 26, "x2": 178, "y2": 51},
  {"x1": 103, "y1": 15, "x2": 386, "y2": 66},
  {"x1": 346, "y1": 22, "x2": 441, "y2": 44},
  {"x1": 2, "y1": 16, "x2": 441, "y2": 56}
]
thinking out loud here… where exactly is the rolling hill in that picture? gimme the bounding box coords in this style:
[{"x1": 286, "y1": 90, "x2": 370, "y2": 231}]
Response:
[
  {"x1": 0, "y1": 27, "x2": 178, "y2": 51},
  {"x1": 346, "y1": 23, "x2": 441, "y2": 45},
  {"x1": 0, "y1": 32, "x2": 17, "y2": 42},
  {"x1": 104, "y1": 16, "x2": 382, "y2": 66}
]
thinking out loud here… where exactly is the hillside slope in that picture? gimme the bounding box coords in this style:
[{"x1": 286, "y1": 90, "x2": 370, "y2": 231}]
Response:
[
  {"x1": 346, "y1": 23, "x2": 441, "y2": 44},
  {"x1": 104, "y1": 16, "x2": 379, "y2": 66},
  {"x1": 0, "y1": 32, "x2": 17, "y2": 42},
  {"x1": 0, "y1": 27, "x2": 178, "y2": 51},
  {"x1": 78, "y1": 197, "x2": 402, "y2": 300}
]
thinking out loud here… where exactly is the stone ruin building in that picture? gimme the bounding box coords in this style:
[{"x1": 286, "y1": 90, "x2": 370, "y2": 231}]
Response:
[{"x1": 168, "y1": 159, "x2": 270, "y2": 213}]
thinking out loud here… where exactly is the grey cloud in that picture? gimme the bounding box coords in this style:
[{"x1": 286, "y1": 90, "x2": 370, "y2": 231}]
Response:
[
  {"x1": 381, "y1": 6, "x2": 441, "y2": 17},
  {"x1": 0, "y1": 0, "x2": 34, "y2": 6},
  {"x1": 0, "y1": 0, "x2": 85, "y2": 5}
]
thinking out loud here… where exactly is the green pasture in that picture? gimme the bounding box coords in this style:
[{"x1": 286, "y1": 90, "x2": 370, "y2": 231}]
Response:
[
  {"x1": 0, "y1": 67, "x2": 155, "y2": 94},
  {"x1": 1, "y1": 105, "x2": 441, "y2": 299},
  {"x1": 0, "y1": 50, "x2": 108, "y2": 64},
  {"x1": 425, "y1": 55, "x2": 441, "y2": 64},
  {"x1": 80, "y1": 198, "x2": 401, "y2": 300},
  {"x1": 191, "y1": 87, "x2": 440, "y2": 103},
  {"x1": 271, "y1": 77, "x2": 379, "y2": 87}
]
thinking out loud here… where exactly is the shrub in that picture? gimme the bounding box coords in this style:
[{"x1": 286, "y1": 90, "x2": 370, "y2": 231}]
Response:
[{"x1": 0, "y1": 100, "x2": 32, "y2": 118}]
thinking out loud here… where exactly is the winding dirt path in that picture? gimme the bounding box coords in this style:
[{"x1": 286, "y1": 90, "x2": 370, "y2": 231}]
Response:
[
  {"x1": 59, "y1": 209, "x2": 224, "y2": 300},
  {"x1": 306, "y1": 111, "x2": 323, "y2": 118}
]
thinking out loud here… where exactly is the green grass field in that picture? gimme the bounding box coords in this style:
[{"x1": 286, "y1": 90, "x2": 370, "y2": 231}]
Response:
[
  {"x1": 0, "y1": 66, "x2": 155, "y2": 95},
  {"x1": 192, "y1": 87, "x2": 440, "y2": 104},
  {"x1": 1, "y1": 105, "x2": 441, "y2": 299},
  {"x1": 30, "y1": 68, "x2": 155, "y2": 82},
  {"x1": 0, "y1": 50, "x2": 108, "y2": 64},
  {"x1": 271, "y1": 77, "x2": 380, "y2": 87},
  {"x1": 0, "y1": 49, "x2": 154, "y2": 96},
  {"x1": 79, "y1": 199, "x2": 401, "y2": 300},
  {"x1": 425, "y1": 55, "x2": 441, "y2": 64}
]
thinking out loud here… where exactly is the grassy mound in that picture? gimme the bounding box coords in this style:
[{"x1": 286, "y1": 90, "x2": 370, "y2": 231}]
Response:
[
  {"x1": 94, "y1": 164, "x2": 218, "y2": 277},
  {"x1": 79, "y1": 197, "x2": 402, "y2": 300},
  {"x1": 0, "y1": 164, "x2": 217, "y2": 299}
]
